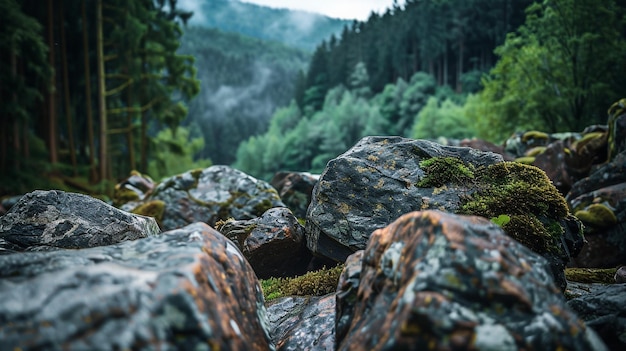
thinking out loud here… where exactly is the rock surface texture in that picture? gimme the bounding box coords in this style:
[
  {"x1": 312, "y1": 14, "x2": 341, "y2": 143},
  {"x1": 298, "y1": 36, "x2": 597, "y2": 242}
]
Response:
[
  {"x1": 335, "y1": 210, "x2": 606, "y2": 351},
  {"x1": 218, "y1": 207, "x2": 312, "y2": 279},
  {"x1": 0, "y1": 190, "x2": 160, "y2": 254},
  {"x1": 270, "y1": 171, "x2": 319, "y2": 219},
  {"x1": 0, "y1": 222, "x2": 273, "y2": 351},
  {"x1": 150, "y1": 165, "x2": 285, "y2": 230}
]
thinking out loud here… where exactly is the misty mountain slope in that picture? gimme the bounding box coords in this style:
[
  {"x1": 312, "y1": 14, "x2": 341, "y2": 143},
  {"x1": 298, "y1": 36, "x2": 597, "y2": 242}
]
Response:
[
  {"x1": 180, "y1": 0, "x2": 351, "y2": 51},
  {"x1": 179, "y1": 26, "x2": 310, "y2": 165}
]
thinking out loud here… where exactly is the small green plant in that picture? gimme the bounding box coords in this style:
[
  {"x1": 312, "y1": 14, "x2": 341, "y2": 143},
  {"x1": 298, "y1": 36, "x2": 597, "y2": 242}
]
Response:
[{"x1": 490, "y1": 214, "x2": 511, "y2": 227}]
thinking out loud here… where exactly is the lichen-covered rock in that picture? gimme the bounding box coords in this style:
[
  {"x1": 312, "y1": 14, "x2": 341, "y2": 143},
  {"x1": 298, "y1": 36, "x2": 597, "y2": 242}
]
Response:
[
  {"x1": 0, "y1": 190, "x2": 160, "y2": 254},
  {"x1": 306, "y1": 136, "x2": 503, "y2": 262},
  {"x1": 336, "y1": 211, "x2": 606, "y2": 351},
  {"x1": 335, "y1": 250, "x2": 363, "y2": 343},
  {"x1": 0, "y1": 222, "x2": 273, "y2": 351},
  {"x1": 267, "y1": 295, "x2": 335, "y2": 351},
  {"x1": 608, "y1": 98, "x2": 626, "y2": 161},
  {"x1": 270, "y1": 171, "x2": 319, "y2": 219},
  {"x1": 306, "y1": 136, "x2": 582, "y2": 290},
  {"x1": 150, "y1": 165, "x2": 285, "y2": 230},
  {"x1": 218, "y1": 207, "x2": 312, "y2": 279},
  {"x1": 567, "y1": 283, "x2": 626, "y2": 351},
  {"x1": 567, "y1": 150, "x2": 626, "y2": 268}
]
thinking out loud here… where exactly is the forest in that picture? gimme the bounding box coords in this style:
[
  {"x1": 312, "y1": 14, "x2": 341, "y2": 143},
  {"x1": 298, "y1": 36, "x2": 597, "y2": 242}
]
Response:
[
  {"x1": 235, "y1": 0, "x2": 626, "y2": 180},
  {"x1": 1, "y1": 0, "x2": 625, "y2": 197}
]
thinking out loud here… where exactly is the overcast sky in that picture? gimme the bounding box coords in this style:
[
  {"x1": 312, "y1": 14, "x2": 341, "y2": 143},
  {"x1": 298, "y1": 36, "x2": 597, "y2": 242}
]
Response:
[{"x1": 240, "y1": 0, "x2": 406, "y2": 21}]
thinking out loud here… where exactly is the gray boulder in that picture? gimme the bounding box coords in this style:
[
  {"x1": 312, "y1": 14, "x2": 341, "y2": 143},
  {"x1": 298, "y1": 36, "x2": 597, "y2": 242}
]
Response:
[
  {"x1": 218, "y1": 207, "x2": 312, "y2": 279},
  {"x1": 150, "y1": 165, "x2": 285, "y2": 230},
  {"x1": 0, "y1": 190, "x2": 159, "y2": 254},
  {"x1": 270, "y1": 171, "x2": 319, "y2": 219},
  {"x1": 0, "y1": 222, "x2": 273, "y2": 351},
  {"x1": 267, "y1": 294, "x2": 335, "y2": 351},
  {"x1": 306, "y1": 136, "x2": 504, "y2": 263},
  {"x1": 336, "y1": 210, "x2": 606, "y2": 350},
  {"x1": 567, "y1": 283, "x2": 626, "y2": 350}
]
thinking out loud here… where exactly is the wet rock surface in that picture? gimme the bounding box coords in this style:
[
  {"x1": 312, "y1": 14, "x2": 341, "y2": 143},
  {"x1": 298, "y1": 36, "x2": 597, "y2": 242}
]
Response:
[
  {"x1": 0, "y1": 190, "x2": 160, "y2": 254},
  {"x1": 218, "y1": 207, "x2": 312, "y2": 279},
  {"x1": 150, "y1": 165, "x2": 285, "y2": 230},
  {"x1": 267, "y1": 294, "x2": 335, "y2": 351},
  {"x1": 270, "y1": 171, "x2": 319, "y2": 219},
  {"x1": 335, "y1": 210, "x2": 606, "y2": 350},
  {"x1": 567, "y1": 283, "x2": 626, "y2": 351},
  {"x1": 0, "y1": 222, "x2": 273, "y2": 351}
]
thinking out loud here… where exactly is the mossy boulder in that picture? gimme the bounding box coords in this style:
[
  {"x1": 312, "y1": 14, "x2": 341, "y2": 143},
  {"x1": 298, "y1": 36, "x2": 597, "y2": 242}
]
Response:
[
  {"x1": 148, "y1": 165, "x2": 285, "y2": 230},
  {"x1": 306, "y1": 136, "x2": 583, "y2": 291}
]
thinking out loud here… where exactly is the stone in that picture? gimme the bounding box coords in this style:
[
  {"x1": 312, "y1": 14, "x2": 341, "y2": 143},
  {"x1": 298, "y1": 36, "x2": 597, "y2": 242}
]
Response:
[
  {"x1": 567, "y1": 283, "x2": 626, "y2": 350},
  {"x1": 270, "y1": 171, "x2": 319, "y2": 219},
  {"x1": 608, "y1": 98, "x2": 626, "y2": 161},
  {"x1": 459, "y1": 138, "x2": 515, "y2": 161},
  {"x1": 0, "y1": 190, "x2": 160, "y2": 254},
  {"x1": 615, "y1": 266, "x2": 626, "y2": 283},
  {"x1": 267, "y1": 295, "x2": 335, "y2": 351},
  {"x1": 0, "y1": 222, "x2": 273, "y2": 350},
  {"x1": 305, "y1": 136, "x2": 582, "y2": 290},
  {"x1": 567, "y1": 150, "x2": 626, "y2": 268},
  {"x1": 113, "y1": 170, "x2": 156, "y2": 209},
  {"x1": 335, "y1": 210, "x2": 607, "y2": 351},
  {"x1": 306, "y1": 136, "x2": 503, "y2": 263},
  {"x1": 218, "y1": 207, "x2": 312, "y2": 279},
  {"x1": 149, "y1": 165, "x2": 285, "y2": 230}
]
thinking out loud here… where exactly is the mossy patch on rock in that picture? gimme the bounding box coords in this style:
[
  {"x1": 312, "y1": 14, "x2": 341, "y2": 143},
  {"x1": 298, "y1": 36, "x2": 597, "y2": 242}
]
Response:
[
  {"x1": 416, "y1": 156, "x2": 475, "y2": 188},
  {"x1": 522, "y1": 130, "x2": 550, "y2": 143},
  {"x1": 574, "y1": 203, "x2": 618, "y2": 228},
  {"x1": 565, "y1": 267, "x2": 618, "y2": 284},
  {"x1": 417, "y1": 159, "x2": 571, "y2": 255},
  {"x1": 514, "y1": 156, "x2": 536, "y2": 165},
  {"x1": 131, "y1": 200, "x2": 166, "y2": 224},
  {"x1": 260, "y1": 265, "x2": 344, "y2": 301}
]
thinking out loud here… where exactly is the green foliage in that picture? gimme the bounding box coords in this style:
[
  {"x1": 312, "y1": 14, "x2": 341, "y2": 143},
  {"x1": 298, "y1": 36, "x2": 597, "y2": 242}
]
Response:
[
  {"x1": 491, "y1": 214, "x2": 511, "y2": 227},
  {"x1": 470, "y1": 0, "x2": 626, "y2": 141},
  {"x1": 260, "y1": 265, "x2": 344, "y2": 301},
  {"x1": 147, "y1": 126, "x2": 212, "y2": 181},
  {"x1": 411, "y1": 96, "x2": 475, "y2": 140}
]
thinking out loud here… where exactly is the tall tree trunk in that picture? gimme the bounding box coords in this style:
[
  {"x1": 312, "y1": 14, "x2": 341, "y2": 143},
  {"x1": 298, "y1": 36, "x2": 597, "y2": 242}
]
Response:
[
  {"x1": 60, "y1": 0, "x2": 77, "y2": 176},
  {"x1": 83, "y1": 1, "x2": 97, "y2": 182},
  {"x1": 47, "y1": 0, "x2": 58, "y2": 165},
  {"x1": 97, "y1": 0, "x2": 108, "y2": 181},
  {"x1": 456, "y1": 35, "x2": 464, "y2": 93},
  {"x1": 443, "y1": 45, "x2": 449, "y2": 87},
  {"x1": 140, "y1": 39, "x2": 148, "y2": 173}
]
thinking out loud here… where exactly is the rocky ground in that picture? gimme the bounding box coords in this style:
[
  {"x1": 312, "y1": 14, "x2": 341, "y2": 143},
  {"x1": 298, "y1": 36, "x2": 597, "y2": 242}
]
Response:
[{"x1": 1, "y1": 100, "x2": 625, "y2": 350}]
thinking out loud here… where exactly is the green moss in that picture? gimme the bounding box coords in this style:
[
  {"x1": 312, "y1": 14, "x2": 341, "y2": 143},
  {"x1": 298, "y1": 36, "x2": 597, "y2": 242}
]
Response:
[
  {"x1": 491, "y1": 214, "x2": 511, "y2": 227},
  {"x1": 565, "y1": 267, "x2": 618, "y2": 284},
  {"x1": 514, "y1": 156, "x2": 536, "y2": 165},
  {"x1": 253, "y1": 199, "x2": 273, "y2": 214},
  {"x1": 575, "y1": 203, "x2": 618, "y2": 228},
  {"x1": 260, "y1": 265, "x2": 344, "y2": 301},
  {"x1": 131, "y1": 200, "x2": 166, "y2": 223},
  {"x1": 417, "y1": 157, "x2": 475, "y2": 188},
  {"x1": 113, "y1": 186, "x2": 140, "y2": 207},
  {"x1": 526, "y1": 146, "x2": 546, "y2": 157},
  {"x1": 458, "y1": 162, "x2": 571, "y2": 255},
  {"x1": 521, "y1": 130, "x2": 549, "y2": 142}
]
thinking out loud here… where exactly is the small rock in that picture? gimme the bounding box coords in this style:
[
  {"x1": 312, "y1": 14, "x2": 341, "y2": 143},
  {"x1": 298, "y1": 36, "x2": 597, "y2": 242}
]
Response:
[{"x1": 615, "y1": 266, "x2": 626, "y2": 283}]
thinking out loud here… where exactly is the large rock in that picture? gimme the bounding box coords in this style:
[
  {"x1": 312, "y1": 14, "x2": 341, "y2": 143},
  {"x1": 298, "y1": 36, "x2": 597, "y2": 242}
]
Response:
[
  {"x1": 150, "y1": 165, "x2": 285, "y2": 230},
  {"x1": 306, "y1": 136, "x2": 503, "y2": 262},
  {"x1": 335, "y1": 210, "x2": 606, "y2": 350},
  {"x1": 0, "y1": 222, "x2": 273, "y2": 350},
  {"x1": 0, "y1": 190, "x2": 160, "y2": 254},
  {"x1": 267, "y1": 295, "x2": 335, "y2": 351},
  {"x1": 567, "y1": 283, "x2": 626, "y2": 350},
  {"x1": 218, "y1": 207, "x2": 312, "y2": 279},
  {"x1": 270, "y1": 171, "x2": 319, "y2": 219},
  {"x1": 305, "y1": 136, "x2": 582, "y2": 290}
]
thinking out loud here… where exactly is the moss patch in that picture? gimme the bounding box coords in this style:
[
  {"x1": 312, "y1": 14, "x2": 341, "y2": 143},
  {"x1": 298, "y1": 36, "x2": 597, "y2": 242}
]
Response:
[
  {"x1": 260, "y1": 265, "x2": 344, "y2": 301},
  {"x1": 565, "y1": 267, "x2": 617, "y2": 284},
  {"x1": 417, "y1": 157, "x2": 475, "y2": 188},
  {"x1": 132, "y1": 200, "x2": 166, "y2": 223},
  {"x1": 574, "y1": 203, "x2": 617, "y2": 228}
]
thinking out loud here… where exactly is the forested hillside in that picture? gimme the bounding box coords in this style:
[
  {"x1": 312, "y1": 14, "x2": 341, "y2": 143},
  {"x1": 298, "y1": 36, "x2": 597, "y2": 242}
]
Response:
[
  {"x1": 178, "y1": 26, "x2": 311, "y2": 165},
  {"x1": 0, "y1": 0, "x2": 202, "y2": 195},
  {"x1": 180, "y1": 0, "x2": 350, "y2": 51},
  {"x1": 236, "y1": 0, "x2": 626, "y2": 180}
]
